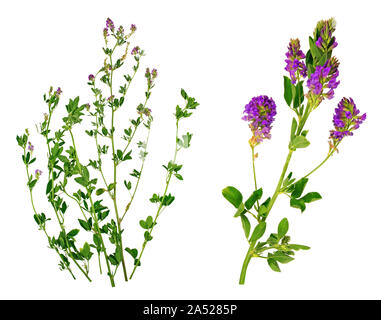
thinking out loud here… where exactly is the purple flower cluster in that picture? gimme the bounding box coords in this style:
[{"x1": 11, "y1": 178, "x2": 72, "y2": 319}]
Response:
[
  {"x1": 55, "y1": 87, "x2": 62, "y2": 97},
  {"x1": 106, "y1": 18, "x2": 115, "y2": 32},
  {"x1": 88, "y1": 74, "x2": 95, "y2": 81},
  {"x1": 103, "y1": 28, "x2": 109, "y2": 38},
  {"x1": 315, "y1": 18, "x2": 338, "y2": 52},
  {"x1": 285, "y1": 39, "x2": 307, "y2": 84},
  {"x1": 307, "y1": 57, "x2": 340, "y2": 100},
  {"x1": 35, "y1": 169, "x2": 43, "y2": 179},
  {"x1": 130, "y1": 24, "x2": 137, "y2": 32},
  {"x1": 28, "y1": 141, "x2": 34, "y2": 152},
  {"x1": 242, "y1": 95, "x2": 277, "y2": 145},
  {"x1": 131, "y1": 46, "x2": 141, "y2": 55},
  {"x1": 145, "y1": 68, "x2": 158, "y2": 88},
  {"x1": 329, "y1": 98, "x2": 366, "y2": 142}
]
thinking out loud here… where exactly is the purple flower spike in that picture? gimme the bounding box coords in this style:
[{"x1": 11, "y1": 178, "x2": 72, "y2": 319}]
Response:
[
  {"x1": 329, "y1": 98, "x2": 366, "y2": 143},
  {"x1": 103, "y1": 27, "x2": 109, "y2": 38},
  {"x1": 307, "y1": 57, "x2": 340, "y2": 101},
  {"x1": 242, "y1": 95, "x2": 277, "y2": 146},
  {"x1": 314, "y1": 18, "x2": 338, "y2": 52},
  {"x1": 106, "y1": 18, "x2": 115, "y2": 32},
  {"x1": 151, "y1": 68, "x2": 158, "y2": 79},
  {"x1": 285, "y1": 39, "x2": 307, "y2": 84},
  {"x1": 130, "y1": 24, "x2": 137, "y2": 32},
  {"x1": 88, "y1": 74, "x2": 95, "y2": 81}
]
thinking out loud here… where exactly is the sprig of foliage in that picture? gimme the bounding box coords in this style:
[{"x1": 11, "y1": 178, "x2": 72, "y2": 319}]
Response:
[
  {"x1": 222, "y1": 18, "x2": 366, "y2": 284},
  {"x1": 129, "y1": 89, "x2": 199, "y2": 279},
  {"x1": 17, "y1": 18, "x2": 199, "y2": 287}
]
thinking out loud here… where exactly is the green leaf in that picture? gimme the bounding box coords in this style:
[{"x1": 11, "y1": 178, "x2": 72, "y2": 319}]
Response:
[
  {"x1": 301, "y1": 192, "x2": 322, "y2": 203},
  {"x1": 222, "y1": 186, "x2": 243, "y2": 208},
  {"x1": 146, "y1": 216, "x2": 153, "y2": 228},
  {"x1": 144, "y1": 231, "x2": 153, "y2": 241},
  {"x1": 283, "y1": 76, "x2": 293, "y2": 106},
  {"x1": 80, "y1": 242, "x2": 91, "y2": 260},
  {"x1": 293, "y1": 81, "x2": 304, "y2": 109},
  {"x1": 240, "y1": 215, "x2": 251, "y2": 239},
  {"x1": 309, "y1": 36, "x2": 322, "y2": 61},
  {"x1": 67, "y1": 229, "x2": 80, "y2": 238},
  {"x1": 267, "y1": 258, "x2": 281, "y2": 272},
  {"x1": 290, "y1": 198, "x2": 306, "y2": 212},
  {"x1": 291, "y1": 178, "x2": 308, "y2": 198},
  {"x1": 46, "y1": 180, "x2": 53, "y2": 194},
  {"x1": 139, "y1": 220, "x2": 148, "y2": 229},
  {"x1": 234, "y1": 202, "x2": 245, "y2": 217},
  {"x1": 250, "y1": 222, "x2": 266, "y2": 243},
  {"x1": 74, "y1": 177, "x2": 88, "y2": 188},
  {"x1": 181, "y1": 88, "x2": 188, "y2": 100},
  {"x1": 244, "y1": 188, "x2": 263, "y2": 210},
  {"x1": 272, "y1": 252, "x2": 294, "y2": 264},
  {"x1": 93, "y1": 234, "x2": 102, "y2": 250},
  {"x1": 174, "y1": 173, "x2": 183, "y2": 180},
  {"x1": 290, "y1": 136, "x2": 310, "y2": 149},
  {"x1": 117, "y1": 149, "x2": 123, "y2": 160},
  {"x1": 277, "y1": 218, "x2": 289, "y2": 239},
  {"x1": 115, "y1": 246, "x2": 123, "y2": 263},
  {"x1": 78, "y1": 219, "x2": 91, "y2": 231},
  {"x1": 288, "y1": 244, "x2": 310, "y2": 251},
  {"x1": 108, "y1": 255, "x2": 118, "y2": 266},
  {"x1": 96, "y1": 188, "x2": 106, "y2": 196},
  {"x1": 82, "y1": 166, "x2": 90, "y2": 181},
  {"x1": 258, "y1": 204, "x2": 268, "y2": 217},
  {"x1": 290, "y1": 118, "x2": 297, "y2": 140},
  {"x1": 125, "y1": 247, "x2": 138, "y2": 259}
]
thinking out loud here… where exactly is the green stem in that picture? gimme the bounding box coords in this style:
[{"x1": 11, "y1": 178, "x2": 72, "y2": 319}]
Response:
[
  {"x1": 69, "y1": 129, "x2": 115, "y2": 287},
  {"x1": 24, "y1": 147, "x2": 76, "y2": 280},
  {"x1": 44, "y1": 114, "x2": 91, "y2": 282},
  {"x1": 303, "y1": 142, "x2": 340, "y2": 179},
  {"x1": 108, "y1": 49, "x2": 128, "y2": 282},
  {"x1": 121, "y1": 126, "x2": 151, "y2": 222},
  {"x1": 130, "y1": 120, "x2": 180, "y2": 280},
  {"x1": 239, "y1": 247, "x2": 253, "y2": 285},
  {"x1": 251, "y1": 146, "x2": 260, "y2": 213},
  {"x1": 265, "y1": 149, "x2": 294, "y2": 218}
]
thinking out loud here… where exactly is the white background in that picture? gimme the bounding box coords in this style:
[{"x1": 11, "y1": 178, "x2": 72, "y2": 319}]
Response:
[{"x1": 0, "y1": 0, "x2": 380, "y2": 299}]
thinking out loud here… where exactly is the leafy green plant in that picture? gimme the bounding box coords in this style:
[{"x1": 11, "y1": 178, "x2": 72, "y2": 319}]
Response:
[
  {"x1": 222, "y1": 18, "x2": 366, "y2": 284},
  {"x1": 17, "y1": 18, "x2": 199, "y2": 287}
]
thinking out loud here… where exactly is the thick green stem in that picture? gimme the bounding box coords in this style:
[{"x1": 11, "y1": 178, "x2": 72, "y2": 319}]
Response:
[
  {"x1": 265, "y1": 149, "x2": 294, "y2": 218},
  {"x1": 108, "y1": 48, "x2": 128, "y2": 282},
  {"x1": 239, "y1": 247, "x2": 253, "y2": 285}
]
